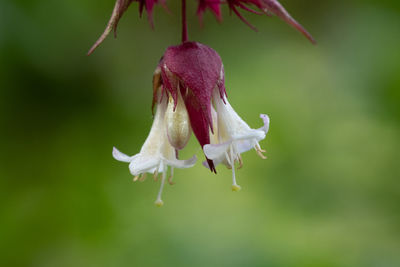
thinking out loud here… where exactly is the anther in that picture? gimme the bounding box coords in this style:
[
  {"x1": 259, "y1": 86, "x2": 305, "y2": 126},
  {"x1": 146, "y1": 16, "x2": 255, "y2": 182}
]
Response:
[
  {"x1": 139, "y1": 173, "x2": 147, "y2": 182},
  {"x1": 255, "y1": 146, "x2": 267, "y2": 159},
  {"x1": 168, "y1": 176, "x2": 175, "y2": 185},
  {"x1": 237, "y1": 155, "x2": 243, "y2": 169}
]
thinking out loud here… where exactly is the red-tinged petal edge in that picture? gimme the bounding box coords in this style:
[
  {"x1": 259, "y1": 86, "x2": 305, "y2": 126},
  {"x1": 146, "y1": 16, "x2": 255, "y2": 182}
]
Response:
[{"x1": 159, "y1": 42, "x2": 226, "y2": 173}]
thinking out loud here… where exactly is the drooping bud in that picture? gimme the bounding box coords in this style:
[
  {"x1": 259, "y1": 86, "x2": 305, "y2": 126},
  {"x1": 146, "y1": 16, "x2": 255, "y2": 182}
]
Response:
[{"x1": 164, "y1": 92, "x2": 192, "y2": 150}]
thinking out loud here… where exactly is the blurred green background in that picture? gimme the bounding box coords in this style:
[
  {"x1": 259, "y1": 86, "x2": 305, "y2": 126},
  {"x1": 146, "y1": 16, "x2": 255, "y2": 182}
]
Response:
[{"x1": 1, "y1": 0, "x2": 400, "y2": 266}]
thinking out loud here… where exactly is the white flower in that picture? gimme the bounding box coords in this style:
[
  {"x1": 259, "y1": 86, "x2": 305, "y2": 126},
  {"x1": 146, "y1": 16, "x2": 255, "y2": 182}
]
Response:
[
  {"x1": 203, "y1": 88, "x2": 270, "y2": 191},
  {"x1": 113, "y1": 91, "x2": 196, "y2": 207}
]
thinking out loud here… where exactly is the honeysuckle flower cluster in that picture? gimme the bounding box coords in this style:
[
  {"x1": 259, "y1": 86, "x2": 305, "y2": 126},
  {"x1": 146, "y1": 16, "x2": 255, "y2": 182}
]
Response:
[{"x1": 89, "y1": 0, "x2": 314, "y2": 205}]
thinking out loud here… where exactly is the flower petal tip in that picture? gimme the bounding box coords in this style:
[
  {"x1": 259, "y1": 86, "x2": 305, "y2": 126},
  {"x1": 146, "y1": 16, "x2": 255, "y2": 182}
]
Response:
[
  {"x1": 232, "y1": 184, "x2": 242, "y2": 192},
  {"x1": 112, "y1": 147, "x2": 132, "y2": 162},
  {"x1": 259, "y1": 114, "x2": 270, "y2": 133}
]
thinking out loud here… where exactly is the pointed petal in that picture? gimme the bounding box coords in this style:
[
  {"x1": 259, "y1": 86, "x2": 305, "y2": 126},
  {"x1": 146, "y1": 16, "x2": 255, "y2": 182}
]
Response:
[
  {"x1": 258, "y1": 114, "x2": 270, "y2": 133},
  {"x1": 113, "y1": 147, "x2": 133, "y2": 162}
]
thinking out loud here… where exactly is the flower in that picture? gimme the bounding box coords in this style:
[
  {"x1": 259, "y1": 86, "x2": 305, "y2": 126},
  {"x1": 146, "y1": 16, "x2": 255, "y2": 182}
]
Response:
[
  {"x1": 159, "y1": 41, "x2": 270, "y2": 189},
  {"x1": 113, "y1": 76, "x2": 197, "y2": 206},
  {"x1": 203, "y1": 88, "x2": 270, "y2": 191},
  {"x1": 113, "y1": 41, "x2": 269, "y2": 204}
]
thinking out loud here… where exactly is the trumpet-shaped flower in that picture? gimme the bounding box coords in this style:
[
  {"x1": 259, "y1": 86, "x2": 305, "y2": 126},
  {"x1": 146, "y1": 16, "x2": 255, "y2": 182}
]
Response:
[
  {"x1": 113, "y1": 86, "x2": 197, "y2": 206},
  {"x1": 203, "y1": 88, "x2": 270, "y2": 191}
]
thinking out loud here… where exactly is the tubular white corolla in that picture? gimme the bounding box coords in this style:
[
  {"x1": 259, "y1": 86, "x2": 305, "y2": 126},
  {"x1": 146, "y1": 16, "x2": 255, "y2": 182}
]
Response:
[
  {"x1": 203, "y1": 88, "x2": 270, "y2": 190},
  {"x1": 113, "y1": 88, "x2": 197, "y2": 206}
]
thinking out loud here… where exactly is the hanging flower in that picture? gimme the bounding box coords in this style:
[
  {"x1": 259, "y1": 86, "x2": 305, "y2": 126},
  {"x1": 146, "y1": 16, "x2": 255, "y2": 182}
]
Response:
[
  {"x1": 113, "y1": 68, "x2": 197, "y2": 207},
  {"x1": 203, "y1": 88, "x2": 270, "y2": 191},
  {"x1": 159, "y1": 41, "x2": 270, "y2": 189},
  {"x1": 113, "y1": 41, "x2": 270, "y2": 204}
]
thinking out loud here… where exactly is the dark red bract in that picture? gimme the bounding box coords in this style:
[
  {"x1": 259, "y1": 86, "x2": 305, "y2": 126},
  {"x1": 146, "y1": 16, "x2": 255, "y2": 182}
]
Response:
[
  {"x1": 88, "y1": 0, "x2": 315, "y2": 55},
  {"x1": 197, "y1": 0, "x2": 222, "y2": 22},
  {"x1": 227, "y1": 0, "x2": 316, "y2": 43},
  {"x1": 88, "y1": 0, "x2": 166, "y2": 55},
  {"x1": 158, "y1": 42, "x2": 226, "y2": 172}
]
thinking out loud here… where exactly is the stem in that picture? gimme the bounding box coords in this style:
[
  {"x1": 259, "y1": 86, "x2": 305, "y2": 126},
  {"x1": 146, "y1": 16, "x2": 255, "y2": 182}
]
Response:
[{"x1": 181, "y1": 0, "x2": 188, "y2": 43}]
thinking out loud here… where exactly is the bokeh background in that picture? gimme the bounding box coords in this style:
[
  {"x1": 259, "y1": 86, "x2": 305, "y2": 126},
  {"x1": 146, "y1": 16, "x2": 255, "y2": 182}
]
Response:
[{"x1": 1, "y1": 0, "x2": 400, "y2": 266}]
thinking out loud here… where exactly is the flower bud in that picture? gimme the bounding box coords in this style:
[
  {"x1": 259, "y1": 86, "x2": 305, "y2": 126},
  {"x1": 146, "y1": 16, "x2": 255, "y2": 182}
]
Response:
[{"x1": 165, "y1": 93, "x2": 191, "y2": 150}]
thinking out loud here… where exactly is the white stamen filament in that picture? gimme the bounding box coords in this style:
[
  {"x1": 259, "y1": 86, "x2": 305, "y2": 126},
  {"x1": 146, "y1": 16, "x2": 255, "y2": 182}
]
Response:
[
  {"x1": 230, "y1": 145, "x2": 241, "y2": 192},
  {"x1": 155, "y1": 162, "x2": 166, "y2": 207},
  {"x1": 168, "y1": 167, "x2": 175, "y2": 185},
  {"x1": 255, "y1": 144, "x2": 267, "y2": 159}
]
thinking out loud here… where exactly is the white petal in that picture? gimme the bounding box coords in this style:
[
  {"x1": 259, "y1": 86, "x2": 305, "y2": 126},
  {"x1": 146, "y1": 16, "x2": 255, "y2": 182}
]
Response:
[
  {"x1": 202, "y1": 154, "x2": 226, "y2": 169},
  {"x1": 129, "y1": 156, "x2": 160, "y2": 175},
  {"x1": 232, "y1": 129, "x2": 266, "y2": 142},
  {"x1": 164, "y1": 155, "x2": 197, "y2": 169},
  {"x1": 112, "y1": 147, "x2": 133, "y2": 162},
  {"x1": 258, "y1": 114, "x2": 270, "y2": 134},
  {"x1": 203, "y1": 141, "x2": 231, "y2": 160}
]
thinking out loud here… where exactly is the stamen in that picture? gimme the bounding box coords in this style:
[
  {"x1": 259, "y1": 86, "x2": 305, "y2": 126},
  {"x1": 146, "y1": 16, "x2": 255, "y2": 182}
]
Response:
[
  {"x1": 139, "y1": 173, "x2": 147, "y2": 182},
  {"x1": 255, "y1": 145, "x2": 267, "y2": 159},
  {"x1": 230, "y1": 147, "x2": 241, "y2": 192},
  {"x1": 133, "y1": 175, "x2": 140, "y2": 182},
  {"x1": 153, "y1": 169, "x2": 159, "y2": 181},
  {"x1": 225, "y1": 150, "x2": 232, "y2": 166},
  {"x1": 168, "y1": 167, "x2": 175, "y2": 185},
  {"x1": 154, "y1": 163, "x2": 167, "y2": 207},
  {"x1": 255, "y1": 143, "x2": 266, "y2": 153},
  {"x1": 237, "y1": 155, "x2": 243, "y2": 169}
]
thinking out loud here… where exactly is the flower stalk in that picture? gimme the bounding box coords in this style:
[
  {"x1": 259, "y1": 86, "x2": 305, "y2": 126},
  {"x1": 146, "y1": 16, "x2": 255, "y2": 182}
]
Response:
[{"x1": 182, "y1": 0, "x2": 188, "y2": 43}]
